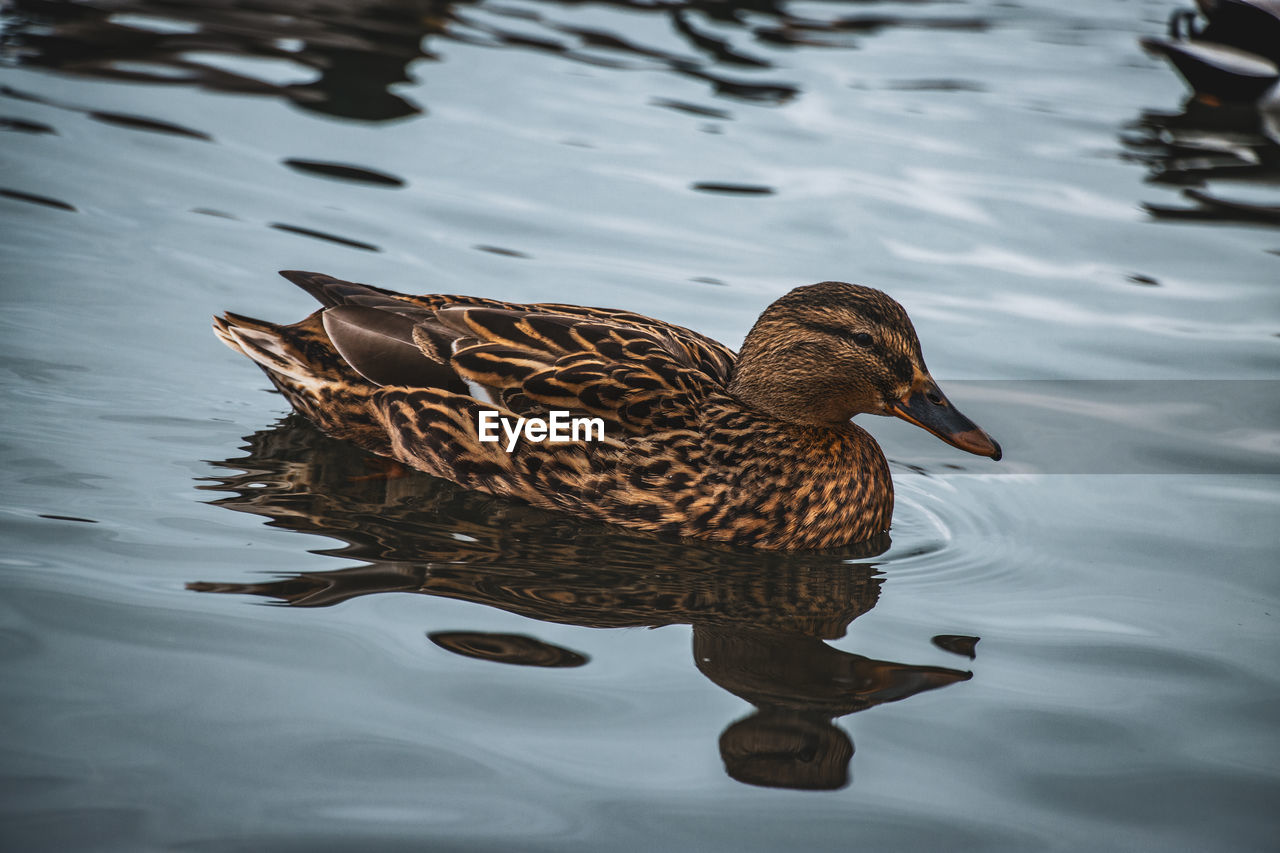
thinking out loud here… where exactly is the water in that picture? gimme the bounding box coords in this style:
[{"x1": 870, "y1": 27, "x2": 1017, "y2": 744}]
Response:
[{"x1": 2, "y1": 0, "x2": 1279, "y2": 849}]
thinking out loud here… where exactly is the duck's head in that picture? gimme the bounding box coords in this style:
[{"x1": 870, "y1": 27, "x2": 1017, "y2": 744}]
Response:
[{"x1": 729, "y1": 281, "x2": 1002, "y2": 460}]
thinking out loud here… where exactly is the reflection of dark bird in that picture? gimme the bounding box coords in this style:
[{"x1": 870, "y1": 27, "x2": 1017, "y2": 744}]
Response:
[
  {"x1": 1134, "y1": 1, "x2": 1280, "y2": 223},
  {"x1": 190, "y1": 418, "x2": 973, "y2": 790},
  {"x1": 1141, "y1": 0, "x2": 1280, "y2": 105},
  {"x1": 214, "y1": 271, "x2": 1000, "y2": 550}
]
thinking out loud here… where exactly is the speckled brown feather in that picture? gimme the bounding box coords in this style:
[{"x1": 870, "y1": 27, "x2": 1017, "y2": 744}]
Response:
[{"x1": 214, "y1": 271, "x2": 915, "y2": 550}]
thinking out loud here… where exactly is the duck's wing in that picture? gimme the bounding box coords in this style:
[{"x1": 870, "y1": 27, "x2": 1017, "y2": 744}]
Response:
[
  {"x1": 424, "y1": 304, "x2": 733, "y2": 435},
  {"x1": 505, "y1": 301, "x2": 737, "y2": 391},
  {"x1": 282, "y1": 271, "x2": 737, "y2": 436},
  {"x1": 280, "y1": 270, "x2": 734, "y2": 372}
]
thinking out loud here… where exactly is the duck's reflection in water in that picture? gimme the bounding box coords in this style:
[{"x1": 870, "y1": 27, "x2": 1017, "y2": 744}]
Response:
[{"x1": 191, "y1": 417, "x2": 972, "y2": 790}]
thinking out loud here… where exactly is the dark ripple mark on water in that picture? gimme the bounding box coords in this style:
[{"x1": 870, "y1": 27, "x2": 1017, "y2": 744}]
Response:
[
  {"x1": 36, "y1": 514, "x2": 99, "y2": 524},
  {"x1": 191, "y1": 208, "x2": 238, "y2": 219},
  {"x1": 691, "y1": 182, "x2": 776, "y2": 195},
  {"x1": 650, "y1": 98, "x2": 734, "y2": 120},
  {"x1": 883, "y1": 78, "x2": 988, "y2": 92},
  {"x1": 474, "y1": 244, "x2": 531, "y2": 258},
  {"x1": 0, "y1": 85, "x2": 211, "y2": 140},
  {"x1": 268, "y1": 223, "x2": 380, "y2": 252},
  {"x1": 428, "y1": 631, "x2": 589, "y2": 667},
  {"x1": 0, "y1": 189, "x2": 76, "y2": 212},
  {"x1": 0, "y1": 356, "x2": 88, "y2": 382},
  {"x1": 0, "y1": 85, "x2": 45, "y2": 105},
  {"x1": 88, "y1": 111, "x2": 211, "y2": 140},
  {"x1": 282, "y1": 159, "x2": 406, "y2": 187},
  {"x1": 0, "y1": 116, "x2": 56, "y2": 134}
]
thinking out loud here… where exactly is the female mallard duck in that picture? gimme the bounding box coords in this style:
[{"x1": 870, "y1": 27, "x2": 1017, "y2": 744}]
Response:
[{"x1": 214, "y1": 271, "x2": 1000, "y2": 551}]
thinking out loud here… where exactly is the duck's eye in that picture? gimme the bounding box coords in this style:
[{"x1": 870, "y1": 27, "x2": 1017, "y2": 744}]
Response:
[{"x1": 802, "y1": 322, "x2": 876, "y2": 348}]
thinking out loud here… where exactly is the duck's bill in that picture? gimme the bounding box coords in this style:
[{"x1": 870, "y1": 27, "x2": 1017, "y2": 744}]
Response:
[{"x1": 889, "y1": 386, "x2": 1002, "y2": 461}]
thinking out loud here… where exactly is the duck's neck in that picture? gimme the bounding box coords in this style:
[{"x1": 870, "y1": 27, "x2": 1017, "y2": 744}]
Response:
[{"x1": 729, "y1": 337, "x2": 859, "y2": 426}]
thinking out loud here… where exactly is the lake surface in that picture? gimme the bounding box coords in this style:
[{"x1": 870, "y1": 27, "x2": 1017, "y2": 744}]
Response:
[{"x1": 2, "y1": 0, "x2": 1279, "y2": 849}]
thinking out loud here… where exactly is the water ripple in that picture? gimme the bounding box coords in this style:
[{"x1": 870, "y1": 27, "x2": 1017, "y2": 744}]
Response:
[{"x1": 882, "y1": 475, "x2": 1041, "y2": 592}]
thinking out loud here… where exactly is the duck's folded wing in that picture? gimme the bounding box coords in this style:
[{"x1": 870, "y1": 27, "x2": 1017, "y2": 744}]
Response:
[
  {"x1": 424, "y1": 306, "x2": 732, "y2": 436},
  {"x1": 280, "y1": 271, "x2": 735, "y2": 381},
  {"x1": 521, "y1": 302, "x2": 737, "y2": 387},
  {"x1": 281, "y1": 270, "x2": 737, "y2": 436}
]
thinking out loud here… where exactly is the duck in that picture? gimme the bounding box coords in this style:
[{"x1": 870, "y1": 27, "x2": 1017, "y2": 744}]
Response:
[{"x1": 214, "y1": 271, "x2": 1000, "y2": 551}]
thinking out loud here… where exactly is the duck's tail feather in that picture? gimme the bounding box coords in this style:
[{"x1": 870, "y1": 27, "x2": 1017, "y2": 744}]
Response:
[
  {"x1": 213, "y1": 311, "x2": 323, "y2": 385},
  {"x1": 272, "y1": 270, "x2": 475, "y2": 395},
  {"x1": 278, "y1": 269, "x2": 403, "y2": 309},
  {"x1": 213, "y1": 310, "x2": 391, "y2": 453},
  {"x1": 320, "y1": 306, "x2": 471, "y2": 394}
]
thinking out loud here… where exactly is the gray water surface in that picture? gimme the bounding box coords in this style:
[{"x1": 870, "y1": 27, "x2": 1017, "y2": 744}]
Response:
[{"x1": 2, "y1": 0, "x2": 1279, "y2": 850}]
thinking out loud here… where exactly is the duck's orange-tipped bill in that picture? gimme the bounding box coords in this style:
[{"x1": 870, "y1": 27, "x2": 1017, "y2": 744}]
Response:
[{"x1": 890, "y1": 383, "x2": 1002, "y2": 461}]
